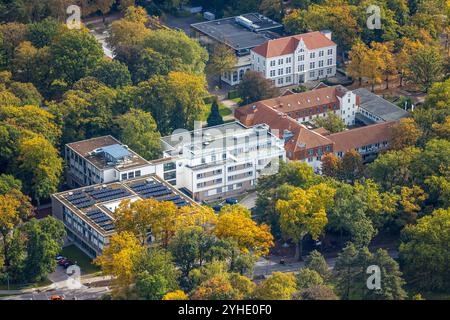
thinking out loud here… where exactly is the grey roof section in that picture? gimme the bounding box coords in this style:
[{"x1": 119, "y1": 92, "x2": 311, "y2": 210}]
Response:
[
  {"x1": 101, "y1": 144, "x2": 131, "y2": 161},
  {"x1": 191, "y1": 13, "x2": 282, "y2": 51},
  {"x1": 353, "y1": 88, "x2": 408, "y2": 121}
]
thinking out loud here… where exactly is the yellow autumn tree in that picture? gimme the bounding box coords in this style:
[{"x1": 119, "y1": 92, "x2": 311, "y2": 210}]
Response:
[
  {"x1": 276, "y1": 183, "x2": 335, "y2": 260},
  {"x1": 347, "y1": 40, "x2": 369, "y2": 86},
  {"x1": 390, "y1": 118, "x2": 423, "y2": 150},
  {"x1": 94, "y1": 231, "x2": 145, "y2": 295},
  {"x1": 363, "y1": 43, "x2": 386, "y2": 92},
  {"x1": 214, "y1": 205, "x2": 274, "y2": 257},
  {"x1": 0, "y1": 193, "x2": 22, "y2": 267},
  {"x1": 115, "y1": 198, "x2": 178, "y2": 248},
  {"x1": 176, "y1": 205, "x2": 217, "y2": 231},
  {"x1": 254, "y1": 272, "x2": 297, "y2": 300},
  {"x1": 372, "y1": 41, "x2": 397, "y2": 89},
  {"x1": 162, "y1": 290, "x2": 189, "y2": 300},
  {"x1": 396, "y1": 39, "x2": 424, "y2": 87},
  {"x1": 397, "y1": 186, "x2": 428, "y2": 226}
]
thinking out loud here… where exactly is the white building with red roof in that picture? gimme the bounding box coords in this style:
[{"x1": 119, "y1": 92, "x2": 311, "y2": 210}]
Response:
[{"x1": 251, "y1": 30, "x2": 337, "y2": 87}]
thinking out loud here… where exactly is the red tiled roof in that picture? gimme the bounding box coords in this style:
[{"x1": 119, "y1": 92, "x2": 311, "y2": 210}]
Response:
[
  {"x1": 252, "y1": 31, "x2": 336, "y2": 58},
  {"x1": 241, "y1": 85, "x2": 347, "y2": 114},
  {"x1": 235, "y1": 103, "x2": 333, "y2": 156},
  {"x1": 328, "y1": 122, "x2": 395, "y2": 153}
]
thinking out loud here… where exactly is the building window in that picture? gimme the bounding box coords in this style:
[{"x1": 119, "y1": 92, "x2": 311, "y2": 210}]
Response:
[
  {"x1": 135, "y1": 170, "x2": 141, "y2": 177},
  {"x1": 278, "y1": 68, "x2": 283, "y2": 75},
  {"x1": 278, "y1": 58, "x2": 283, "y2": 65},
  {"x1": 319, "y1": 50, "x2": 324, "y2": 57},
  {"x1": 286, "y1": 67, "x2": 291, "y2": 73},
  {"x1": 318, "y1": 69, "x2": 324, "y2": 76},
  {"x1": 298, "y1": 64, "x2": 304, "y2": 72},
  {"x1": 328, "y1": 49, "x2": 333, "y2": 55},
  {"x1": 286, "y1": 76, "x2": 292, "y2": 83},
  {"x1": 270, "y1": 70, "x2": 275, "y2": 77},
  {"x1": 277, "y1": 78, "x2": 284, "y2": 85},
  {"x1": 310, "y1": 52, "x2": 315, "y2": 59},
  {"x1": 310, "y1": 62, "x2": 315, "y2": 69},
  {"x1": 327, "y1": 58, "x2": 333, "y2": 66},
  {"x1": 128, "y1": 172, "x2": 134, "y2": 179},
  {"x1": 310, "y1": 71, "x2": 315, "y2": 78},
  {"x1": 286, "y1": 57, "x2": 291, "y2": 63},
  {"x1": 121, "y1": 173, "x2": 127, "y2": 180},
  {"x1": 319, "y1": 60, "x2": 324, "y2": 67},
  {"x1": 327, "y1": 68, "x2": 333, "y2": 74},
  {"x1": 270, "y1": 60, "x2": 275, "y2": 66},
  {"x1": 299, "y1": 55, "x2": 304, "y2": 61}
]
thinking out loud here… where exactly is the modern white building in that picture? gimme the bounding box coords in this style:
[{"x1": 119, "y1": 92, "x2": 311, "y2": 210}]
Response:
[
  {"x1": 251, "y1": 31, "x2": 337, "y2": 87},
  {"x1": 65, "y1": 136, "x2": 155, "y2": 188},
  {"x1": 52, "y1": 175, "x2": 195, "y2": 257},
  {"x1": 160, "y1": 122, "x2": 286, "y2": 202}
]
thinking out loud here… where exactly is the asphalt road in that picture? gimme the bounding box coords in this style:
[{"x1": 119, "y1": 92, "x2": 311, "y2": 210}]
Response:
[{"x1": 2, "y1": 286, "x2": 110, "y2": 300}]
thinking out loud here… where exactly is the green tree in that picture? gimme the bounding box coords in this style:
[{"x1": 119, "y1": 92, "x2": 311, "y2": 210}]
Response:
[
  {"x1": 89, "y1": 59, "x2": 132, "y2": 88},
  {"x1": 206, "y1": 43, "x2": 237, "y2": 88},
  {"x1": 367, "y1": 147, "x2": 420, "y2": 190},
  {"x1": 142, "y1": 29, "x2": 208, "y2": 75},
  {"x1": 340, "y1": 150, "x2": 364, "y2": 182},
  {"x1": 294, "y1": 284, "x2": 338, "y2": 300},
  {"x1": 304, "y1": 250, "x2": 330, "y2": 280},
  {"x1": 17, "y1": 136, "x2": 63, "y2": 204},
  {"x1": 237, "y1": 71, "x2": 279, "y2": 105},
  {"x1": 49, "y1": 29, "x2": 103, "y2": 84},
  {"x1": 26, "y1": 17, "x2": 63, "y2": 48},
  {"x1": 296, "y1": 268, "x2": 324, "y2": 289},
  {"x1": 206, "y1": 98, "x2": 224, "y2": 127},
  {"x1": 52, "y1": 78, "x2": 116, "y2": 143},
  {"x1": 133, "y1": 248, "x2": 180, "y2": 300},
  {"x1": 21, "y1": 217, "x2": 66, "y2": 282},
  {"x1": 315, "y1": 113, "x2": 346, "y2": 133},
  {"x1": 115, "y1": 108, "x2": 162, "y2": 160},
  {"x1": 399, "y1": 207, "x2": 450, "y2": 292},
  {"x1": 406, "y1": 45, "x2": 445, "y2": 92}
]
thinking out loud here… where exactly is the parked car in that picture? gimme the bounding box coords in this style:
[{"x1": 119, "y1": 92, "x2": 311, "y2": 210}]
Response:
[
  {"x1": 57, "y1": 258, "x2": 68, "y2": 266},
  {"x1": 55, "y1": 255, "x2": 64, "y2": 261},
  {"x1": 50, "y1": 295, "x2": 64, "y2": 300},
  {"x1": 63, "y1": 260, "x2": 74, "y2": 269},
  {"x1": 225, "y1": 198, "x2": 238, "y2": 205},
  {"x1": 212, "y1": 205, "x2": 222, "y2": 212}
]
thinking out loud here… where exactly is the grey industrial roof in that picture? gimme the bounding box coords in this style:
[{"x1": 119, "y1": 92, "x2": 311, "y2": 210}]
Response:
[
  {"x1": 191, "y1": 13, "x2": 282, "y2": 51},
  {"x1": 353, "y1": 88, "x2": 408, "y2": 121}
]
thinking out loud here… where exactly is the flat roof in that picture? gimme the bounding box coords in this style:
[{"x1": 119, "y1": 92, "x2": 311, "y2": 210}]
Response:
[
  {"x1": 191, "y1": 13, "x2": 282, "y2": 51},
  {"x1": 66, "y1": 135, "x2": 151, "y2": 171},
  {"x1": 53, "y1": 174, "x2": 196, "y2": 236},
  {"x1": 353, "y1": 88, "x2": 408, "y2": 121},
  {"x1": 162, "y1": 121, "x2": 283, "y2": 157}
]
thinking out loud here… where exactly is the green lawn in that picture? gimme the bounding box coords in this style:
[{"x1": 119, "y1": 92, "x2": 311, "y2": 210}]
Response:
[
  {"x1": 231, "y1": 97, "x2": 243, "y2": 105},
  {"x1": 199, "y1": 102, "x2": 232, "y2": 121},
  {"x1": 60, "y1": 245, "x2": 101, "y2": 275}
]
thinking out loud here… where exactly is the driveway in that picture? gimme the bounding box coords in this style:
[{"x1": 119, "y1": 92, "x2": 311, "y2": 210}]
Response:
[{"x1": 239, "y1": 192, "x2": 257, "y2": 209}]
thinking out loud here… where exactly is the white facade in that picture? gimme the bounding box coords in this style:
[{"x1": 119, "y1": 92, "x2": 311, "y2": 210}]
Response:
[
  {"x1": 251, "y1": 41, "x2": 337, "y2": 87},
  {"x1": 161, "y1": 122, "x2": 286, "y2": 202},
  {"x1": 336, "y1": 90, "x2": 358, "y2": 126},
  {"x1": 65, "y1": 138, "x2": 155, "y2": 188},
  {"x1": 221, "y1": 56, "x2": 252, "y2": 86}
]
